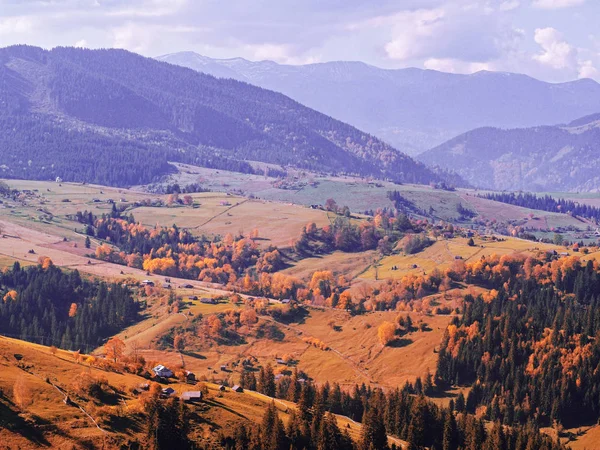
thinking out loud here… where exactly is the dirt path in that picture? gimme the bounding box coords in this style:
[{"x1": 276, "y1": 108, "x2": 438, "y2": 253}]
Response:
[{"x1": 191, "y1": 199, "x2": 249, "y2": 229}]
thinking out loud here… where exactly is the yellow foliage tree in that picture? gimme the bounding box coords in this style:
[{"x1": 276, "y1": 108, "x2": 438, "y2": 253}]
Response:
[{"x1": 378, "y1": 321, "x2": 396, "y2": 346}]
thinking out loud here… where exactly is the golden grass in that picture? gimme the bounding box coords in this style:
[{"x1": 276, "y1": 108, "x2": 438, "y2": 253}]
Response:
[
  {"x1": 282, "y1": 250, "x2": 377, "y2": 281},
  {"x1": 361, "y1": 236, "x2": 568, "y2": 280}
]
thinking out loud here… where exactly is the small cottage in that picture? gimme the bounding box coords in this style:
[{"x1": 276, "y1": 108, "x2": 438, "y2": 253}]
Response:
[
  {"x1": 181, "y1": 391, "x2": 203, "y2": 403},
  {"x1": 232, "y1": 385, "x2": 243, "y2": 393},
  {"x1": 161, "y1": 387, "x2": 176, "y2": 397},
  {"x1": 153, "y1": 364, "x2": 173, "y2": 378},
  {"x1": 185, "y1": 371, "x2": 196, "y2": 383}
]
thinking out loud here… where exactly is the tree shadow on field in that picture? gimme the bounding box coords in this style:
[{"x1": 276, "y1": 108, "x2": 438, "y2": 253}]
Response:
[
  {"x1": 181, "y1": 350, "x2": 206, "y2": 360},
  {"x1": 0, "y1": 399, "x2": 51, "y2": 446},
  {"x1": 387, "y1": 338, "x2": 413, "y2": 348}
]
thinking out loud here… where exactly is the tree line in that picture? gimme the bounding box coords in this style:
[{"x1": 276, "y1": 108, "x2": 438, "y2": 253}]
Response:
[
  {"x1": 480, "y1": 191, "x2": 600, "y2": 221},
  {"x1": 0, "y1": 260, "x2": 138, "y2": 352},
  {"x1": 436, "y1": 256, "x2": 600, "y2": 429},
  {"x1": 224, "y1": 365, "x2": 564, "y2": 450}
]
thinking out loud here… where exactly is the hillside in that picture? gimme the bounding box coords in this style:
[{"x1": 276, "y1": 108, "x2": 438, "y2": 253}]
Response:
[
  {"x1": 157, "y1": 52, "x2": 600, "y2": 155},
  {"x1": 418, "y1": 113, "x2": 600, "y2": 192},
  {"x1": 0, "y1": 45, "x2": 443, "y2": 187}
]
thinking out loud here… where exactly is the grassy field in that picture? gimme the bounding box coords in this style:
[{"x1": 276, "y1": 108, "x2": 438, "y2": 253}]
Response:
[
  {"x1": 132, "y1": 195, "x2": 331, "y2": 248},
  {"x1": 160, "y1": 165, "x2": 593, "y2": 229},
  {"x1": 361, "y1": 236, "x2": 568, "y2": 280},
  {"x1": 0, "y1": 335, "x2": 405, "y2": 448}
]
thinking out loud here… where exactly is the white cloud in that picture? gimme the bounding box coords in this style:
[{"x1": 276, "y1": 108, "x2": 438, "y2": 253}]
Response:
[
  {"x1": 532, "y1": 0, "x2": 586, "y2": 9},
  {"x1": 375, "y1": 2, "x2": 522, "y2": 70},
  {"x1": 74, "y1": 39, "x2": 88, "y2": 48},
  {"x1": 579, "y1": 60, "x2": 599, "y2": 79},
  {"x1": 499, "y1": 0, "x2": 520, "y2": 11},
  {"x1": 0, "y1": 16, "x2": 34, "y2": 35},
  {"x1": 243, "y1": 43, "x2": 320, "y2": 65},
  {"x1": 383, "y1": 8, "x2": 447, "y2": 61},
  {"x1": 424, "y1": 58, "x2": 491, "y2": 73},
  {"x1": 533, "y1": 27, "x2": 577, "y2": 69}
]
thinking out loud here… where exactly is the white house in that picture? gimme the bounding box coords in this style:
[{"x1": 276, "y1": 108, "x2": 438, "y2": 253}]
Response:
[{"x1": 153, "y1": 364, "x2": 173, "y2": 378}]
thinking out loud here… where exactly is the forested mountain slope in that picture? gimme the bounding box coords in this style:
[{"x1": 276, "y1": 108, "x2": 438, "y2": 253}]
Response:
[
  {"x1": 158, "y1": 51, "x2": 600, "y2": 155},
  {"x1": 0, "y1": 45, "x2": 443, "y2": 187},
  {"x1": 419, "y1": 113, "x2": 600, "y2": 192}
]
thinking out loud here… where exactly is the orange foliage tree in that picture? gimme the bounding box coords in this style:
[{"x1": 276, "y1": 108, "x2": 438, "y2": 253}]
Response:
[
  {"x1": 378, "y1": 321, "x2": 397, "y2": 346},
  {"x1": 104, "y1": 336, "x2": 126, "y2": 363}
]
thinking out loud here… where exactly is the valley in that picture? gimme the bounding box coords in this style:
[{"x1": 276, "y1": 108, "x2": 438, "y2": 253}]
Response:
[
  {"x1": 1, "y1": 170, "x2": 600, "y2": 449},
  {"x1": 1, "y1": 32, "x2": 600, "y2": 450}
]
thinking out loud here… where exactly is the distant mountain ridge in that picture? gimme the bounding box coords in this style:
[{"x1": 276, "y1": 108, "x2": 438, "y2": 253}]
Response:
[
  {"x1": 157, "y1": 51, "x2": 600, "y2": 155},
  {"x1": 419, "y1": 113, "x2": 600, "y2": 192},
  {"x1": 0, "y1": 45, "x2": 446, "y2": 187}
]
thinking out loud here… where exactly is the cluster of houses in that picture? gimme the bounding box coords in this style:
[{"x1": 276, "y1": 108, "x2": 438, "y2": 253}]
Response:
[{"x1": 147, "y1": 363, "x2": 246, "y2": 403}]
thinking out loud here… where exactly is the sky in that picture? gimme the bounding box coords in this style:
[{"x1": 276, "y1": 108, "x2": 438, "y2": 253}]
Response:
[{"x1": 1, "y1": 0, "x2": 599, "y2": 82}]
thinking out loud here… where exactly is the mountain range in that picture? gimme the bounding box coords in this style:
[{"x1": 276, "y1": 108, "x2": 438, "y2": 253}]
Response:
[
  {"x1": 157, "y1": 52, "x2": 600, "y2": 155},
  {"x1": 0, "y1": 45, "x2": 445, "y2": 187},
  {"x1": 419, "y1": 113, "x2": 600, "y2": 192}
]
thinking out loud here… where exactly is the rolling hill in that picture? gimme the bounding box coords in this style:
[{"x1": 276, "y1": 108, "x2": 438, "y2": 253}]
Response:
[
  {"x1": 157, "y1": 51, "x2": 600, "y2": 155},
  {"x1": 0, "y1": 45, "x2": 444, "y2": 187},
  {"x1": 419, "y1": 113, "x2": 600, "y2": 192}
]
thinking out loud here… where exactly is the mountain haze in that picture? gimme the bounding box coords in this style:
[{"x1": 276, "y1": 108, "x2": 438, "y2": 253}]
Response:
[
  {"x1": 419, "y1": 114, "x2": 600, "y2": 192},
  {"x1": 157, "y1": 52, "x2": 600, "y2": 155},
  {"x1": 0, "y1": 45, "x2": 443, "y2": 186}
]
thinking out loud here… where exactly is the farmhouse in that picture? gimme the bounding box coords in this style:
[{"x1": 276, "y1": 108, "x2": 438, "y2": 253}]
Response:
[
  {"x1": 181, "y1": 391, "x2": 203, "y2": 403},
  {"x1": 141, "y1": 280, "x2": 155, "y2": 287},
  {"x1": 276, "y1": 358, "x2": 286, "y2": 365},
  {"x1": 161, "y1": 387, "x2": 175, "y2": 397},
  {"x1": 185, "y1": 371, "x2": 196, "y2": 383},
  {"x1": 152, "y1": 364, "x2": 173, "y2": 378},
  {"x1": 201, "y1": 297, "x2": 217, "y2": 304},
  {"x1": 232, "y1": 385, "x2": 243, "y2": 393}
]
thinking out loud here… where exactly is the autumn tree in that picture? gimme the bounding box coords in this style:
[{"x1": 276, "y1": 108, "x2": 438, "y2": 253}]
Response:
[
  {"x1": 3, "y1": 290, "x2": 17, "y2": 302},
  {"x1": 378, "y1": 321, "x2": 396, "y2": 346},
  {"x1": 173, "y1": 334, "x2": 186, "y2": 352},
  {"x1": 240, "y1": 308, "x2": 258, "y2": 327},
  {"x1": 68, "y1": 302, "x2": 78, "y2": 317},
  {"x1": 325, "y1": 198, "x2": 338, "y2": 212},
  {"x1": 183, "y1": 195, "x2": 193, "y2": 206},
  {"x1": 104, "y1": 336, "x2": 126, "y2": 363}
]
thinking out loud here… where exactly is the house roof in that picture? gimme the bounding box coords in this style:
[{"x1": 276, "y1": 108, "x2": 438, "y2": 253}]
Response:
[{"x1": 181, "y1": 391, "x2": 202, "y2": 399}]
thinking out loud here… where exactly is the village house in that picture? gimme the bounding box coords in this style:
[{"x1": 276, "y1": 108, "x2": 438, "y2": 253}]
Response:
[
  {"x1": 161, "y1": 387, "x2": 175, "y2": 398},
  {"x1": 181, "y1": 391, "x2": 203, "y2": 403},
  {"x1": 152, "y1": 364, "x2": 173, "y2": 378},
  {"x1": 232, "y1": 385, "x2": 243, "y2": 393},
  {"x1": 185, "y1": 371, "x2": 196, "y2": 383}
]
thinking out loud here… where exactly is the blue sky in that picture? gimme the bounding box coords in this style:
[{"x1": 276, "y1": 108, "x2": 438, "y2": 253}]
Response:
[{"x1": 1, "y1": 0, "x2": 599, "y2": 81}]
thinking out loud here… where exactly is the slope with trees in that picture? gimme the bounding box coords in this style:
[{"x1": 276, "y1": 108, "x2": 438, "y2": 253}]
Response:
[
  {"x1": 0, "y1": 45, "x2": 446, "y2": 186},
  {"x1": 419, "y1": 114, "x2": 600, "y2": 192}
]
